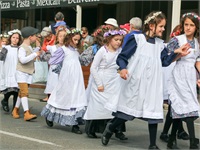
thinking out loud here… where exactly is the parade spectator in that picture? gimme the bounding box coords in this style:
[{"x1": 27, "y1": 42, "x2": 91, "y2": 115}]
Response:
[
  {"x1": 41, "y1": 27, "x2": 56, "y2": 52},
  {"x1": 54, "y1": 21, "x2": 68, "y2": 34},
  {"x1": 122, "y1": 17, "x2": 142, "y2": 48},
  {"x1": 120, "y1": 23, "x2": 130, "y2": 34},
  {"x1": 81, "y1": 27, "x2": 93, "y2": 51},
  {"x1": 50, "y1": 12, "x2": 65, "y2": 35},
  {"x1": 104, "y1": 18, "x2": 119, "y2": 28}
]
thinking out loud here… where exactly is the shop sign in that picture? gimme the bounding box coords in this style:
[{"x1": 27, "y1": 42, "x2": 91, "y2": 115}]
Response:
[{"x1": 0, "y1": 0, "x2": 101, "y2": 11}]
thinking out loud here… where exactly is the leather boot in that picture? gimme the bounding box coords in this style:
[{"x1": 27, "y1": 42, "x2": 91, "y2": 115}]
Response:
[
  {"x1": 24, "y1": 110, "x2": 37, "y2": 121},
  {"x1": 167, "y1": 135, "x2": 179, "y2": 149},
  {"x1": 190, "y1": 138, "x2": 199, "y2": 149},
  {"x1": 1, "y1": 99, "x2": 9, "y2": 112},
  {"x1": 12, "y1": 107, "x2": 20, "y2": 119},
  {"x1": 101, "y1": 123, "x2": 113, "y2": 146}
]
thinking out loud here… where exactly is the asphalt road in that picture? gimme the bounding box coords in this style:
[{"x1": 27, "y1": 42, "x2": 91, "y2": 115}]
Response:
[{"x1": 0, "y1": 94, "x2": 199, "y2": 150}]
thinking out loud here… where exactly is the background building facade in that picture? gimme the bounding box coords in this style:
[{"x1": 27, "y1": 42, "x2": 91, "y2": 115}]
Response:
[{"x1": 1, "y1": 0, "x2": 199, "y2": 41}]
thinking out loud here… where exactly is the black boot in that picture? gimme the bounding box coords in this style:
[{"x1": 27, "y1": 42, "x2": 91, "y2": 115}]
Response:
[
  {"x1": 167, "y1": 135, "x2": 179, "y2": 149},
  {"x1": 190, "y1": 138, "x2": 199, "y2": 149},
  {"x1": 72, "y1": 125, "x2": 82, "y2": 134},
  {"x1": 45, "y1": 117, "x2": 53, "y2": 127},
  {"x1": 115, "y1": 131, "x2": 128, "y2": 140},
  {"x1": 148, "y1": 145, "x2": 160, "y2": 149},
  {"x1": 101, "y1": 123, "x2": 113, "y2": 146},
  {"x1": 177, "y1": 131, "x2": 189, "y2": 140},
  {"x1": 160, "y1": 132, "x2": 169, "y2": 143},
  {"x1": 1, "y1": 99, "x2": 9, "y2": 112}
]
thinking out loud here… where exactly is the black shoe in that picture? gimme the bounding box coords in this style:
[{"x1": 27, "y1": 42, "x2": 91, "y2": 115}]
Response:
[
  {"x1": 194, "y1": 138, "x2": 199, "y2": 145},
  {"x1": 115, "y1": 132, "x2": 128, "y2": 140},
  {"x1": 148, "y1": 145, "x2": 160, "y2": 149},
  {"x1": 1, "y1": 99, "x2": 9, "y2": 112},
  {"x1": 177, "y1": 131, "x2": 189, "y2": 140},
  {"x1": 72, "y1": 125, "x2": 82, "y2": 134},
  {"x1": 101, "y1": 123, "x2": 113, "y2": 146},
  {"x1": 45, "y1": 117, "x2": 53, "y2": 127},
  {"x1": 160, "y1": 133, "x2": 169, "y2": 143},
  {"x1": 87, "y1": 132, "x2": 97, "y2": 138}
]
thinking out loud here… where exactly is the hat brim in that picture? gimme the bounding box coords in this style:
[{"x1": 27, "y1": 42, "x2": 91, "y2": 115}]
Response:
[
  {"x1": 31, "y1": 29, "x2": 39, "y2": 36},
  {"x1": 104, "y1": 21, "x2": 118, "y2": 27}
]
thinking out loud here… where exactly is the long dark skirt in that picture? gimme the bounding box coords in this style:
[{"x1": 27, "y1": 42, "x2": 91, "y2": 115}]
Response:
[{"x1": 85, "y1": 119, "x2": 126, "y2": 134}]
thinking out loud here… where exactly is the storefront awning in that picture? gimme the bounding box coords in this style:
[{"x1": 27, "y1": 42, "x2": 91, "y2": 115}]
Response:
[{"x1": 0, "y1": 0, "x2": 117, "y2": 11}]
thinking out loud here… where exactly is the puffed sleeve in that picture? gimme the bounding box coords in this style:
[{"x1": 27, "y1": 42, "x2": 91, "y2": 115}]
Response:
[
  {"x1": 116, "y1": 35, "x2": 137, "y2": 70},
  {"x1": 167, "y1": 37, "x2": 180, "y2": 53},
  {"x1": 90, "y1": 47, "x2": 104, "y2": 87},
  {"x1": 79, "y1": 45, "x2": 94, "y2": 66}
]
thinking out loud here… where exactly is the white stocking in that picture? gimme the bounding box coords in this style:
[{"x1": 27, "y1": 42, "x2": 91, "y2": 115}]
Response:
[
  {"x1": 21, "y1": 97, "x2": 29, "y2": 112},
  {"x1": 15, "y1": 97, "x2": 21, "y2": 108}
]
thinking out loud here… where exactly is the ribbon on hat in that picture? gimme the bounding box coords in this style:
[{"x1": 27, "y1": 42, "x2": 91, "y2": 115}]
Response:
[{"x1": 8, "y1": 29, "x2": 22, "y2": 36}]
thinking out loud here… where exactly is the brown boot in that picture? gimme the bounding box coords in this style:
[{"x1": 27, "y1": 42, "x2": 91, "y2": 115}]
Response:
[
  {"x1": 24, "y1": 110, "x2": 37, "y2": 121},
  {"x1": 12, "y1": 107, "x2": 20, "y2": 119}
]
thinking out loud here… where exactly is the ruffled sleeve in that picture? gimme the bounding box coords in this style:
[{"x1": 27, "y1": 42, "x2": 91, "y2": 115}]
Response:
[
  {"x1": 79, "y1": 45, "x2": 94, "y2": 66},
  {"x1": 48, "y1": 47, "x2": 64, "y2": 65},
  {"x1": 167, "y1": 37, "x2": 180, "y2": 53}
]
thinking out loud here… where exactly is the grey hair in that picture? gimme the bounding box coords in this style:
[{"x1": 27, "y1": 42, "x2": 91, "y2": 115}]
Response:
[
  {"x1": 55, "y1": 12, "x2": 64, "y2": 21},
  {"x1": 129, "y1": 17, "x2": 142, "y2": 30}
]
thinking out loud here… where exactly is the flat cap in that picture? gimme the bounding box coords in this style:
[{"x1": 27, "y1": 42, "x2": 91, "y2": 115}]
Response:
[{"x1": 21, "y1": 26, "x2": 39, "y2": 38}]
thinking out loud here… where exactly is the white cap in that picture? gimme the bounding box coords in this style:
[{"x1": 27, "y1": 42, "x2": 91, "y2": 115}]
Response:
[
  {"x1": 104, "y1": 18, "x2": 118, "y2": 27},
  {"x1": 41, "y1": 27, "x2": 52, "y2": 37}
]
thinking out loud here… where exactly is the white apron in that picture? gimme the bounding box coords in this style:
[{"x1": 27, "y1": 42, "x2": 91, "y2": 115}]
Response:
[
  {"x1": 44, "y1": 45, "x2": 59, "y2": 94},
  {"x1": 168, "y1": 34, "x2": 200, "y2": 116},
  {"x1": 114, "y1": 34, "x2": 165, "y2": 119},
  {"x1": 84, "y1": 46, "x2": 121, "y2": 120},
  {"x1": 47, "y1": 46, "x2": 87, "y2": 110}
]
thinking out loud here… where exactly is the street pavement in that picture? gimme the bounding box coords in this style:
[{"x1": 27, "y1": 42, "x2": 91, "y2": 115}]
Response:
[{"x1": 0, "y1": 94, "x2": 199, "y2": 150}]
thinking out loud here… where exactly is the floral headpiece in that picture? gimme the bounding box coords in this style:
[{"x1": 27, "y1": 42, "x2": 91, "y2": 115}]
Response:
[
  {"x1": 103, "y1": 29, "x2": 126, "y2": 37},
  {"x1": 93, "y1": 25, "x2": 112, "y2": 37},
  {"x1": 67, "y1": 28, "x2": 82, "y2": 34},
  {"x1": 0, "y1": 33, "x2": 9, "y2": 38},
  {"x1": 170, "y1": 30, "x2": 181, "y2": 38},
  {"x1": 144, "y1": 11, "x2": 162, "y2": 25},
  {"x1": 182, "y1": 12, "x2": 200, "y2": 21},
  {"x1": 8, "y1": 29, "x2": 22, "y2": 36}
]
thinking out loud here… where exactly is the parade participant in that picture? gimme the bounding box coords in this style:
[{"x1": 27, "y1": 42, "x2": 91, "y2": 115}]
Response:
[
  {"x1": 83, "y1": 29, "x2": 127, "y2": 139},
  {"x1": 0, "y1": 29, "x2": 22, "y2": 112},
  {"x1": 0, "y1": 33, "x2": 9, "y2": 51},
  {"x1": 12, "y1": 26, "x2": 41, "y2": 121},
  {"x1": 41, "y1": 28, "x2": 87, "y2": 134},
  {"x1": 101, "y1": 11, "x2": 190, "y2": 149},
  {"x1": 42, "y1": 28, "x2": 67, "y2": 101},
  {"x1": 167, "y1": 12, "x2": 200, "y2": 149},
  {"x1": 160, "y1": 24, "x2": 189, "y2": 143},
  {"x1": 104, "y1": 18, "x2": 119, "y2": 28}
]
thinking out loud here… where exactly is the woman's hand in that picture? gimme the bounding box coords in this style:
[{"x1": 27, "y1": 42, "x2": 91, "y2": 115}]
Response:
[
  {"x1": 98, "y1": 86, "x2": 104, "y2": 92},
  {"x1": 120, "y1": 69, "x2": 128, "y2": 80}
]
